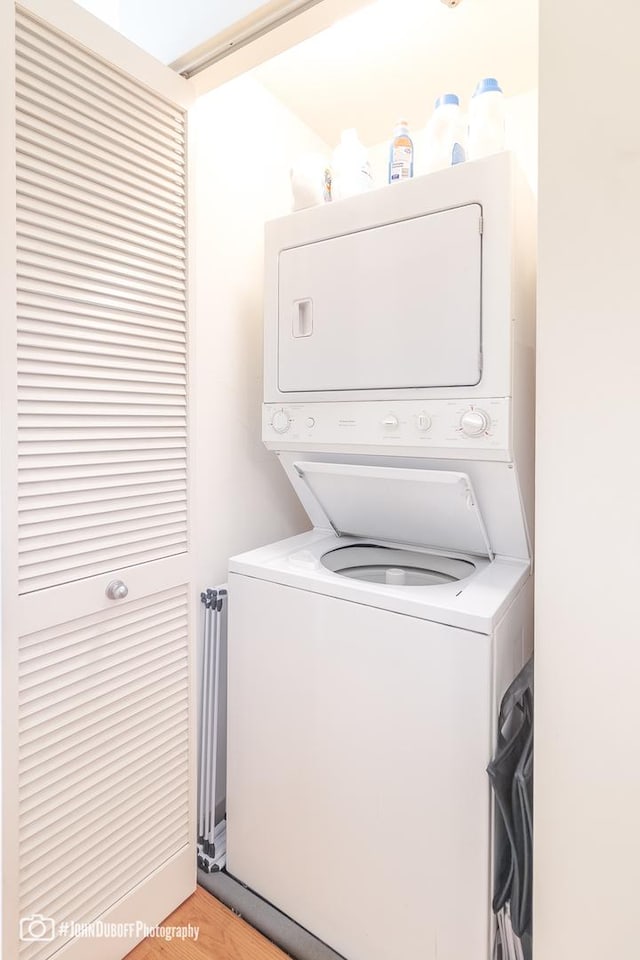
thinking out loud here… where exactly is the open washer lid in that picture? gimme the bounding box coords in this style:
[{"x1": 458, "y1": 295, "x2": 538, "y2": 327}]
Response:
[{"x1": 292, "y1": 461, "x2": 494, "y2": 560}]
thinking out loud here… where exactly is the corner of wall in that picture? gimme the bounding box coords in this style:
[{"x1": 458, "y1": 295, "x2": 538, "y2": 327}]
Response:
[{"x1": 190, "y1": 76, "x2": 330, "y2": 586}]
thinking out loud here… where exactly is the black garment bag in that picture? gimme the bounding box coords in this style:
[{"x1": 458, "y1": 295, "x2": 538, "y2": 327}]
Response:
[{"x1": 487, "y1": 657, "x2": 534, "y2": 950}]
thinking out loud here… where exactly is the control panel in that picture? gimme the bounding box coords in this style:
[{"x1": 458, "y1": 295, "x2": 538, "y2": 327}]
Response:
[{"x1": 263, "y1": 398, "x2": 511, "y2": 457}]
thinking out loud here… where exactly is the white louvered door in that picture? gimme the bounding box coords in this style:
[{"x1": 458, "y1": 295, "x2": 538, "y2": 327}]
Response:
[{"x1": 5, "y1": 5, "x2": 196, "y2": 960}]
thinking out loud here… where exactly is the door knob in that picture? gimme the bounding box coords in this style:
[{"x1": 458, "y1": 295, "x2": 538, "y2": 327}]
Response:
[{"x1": 106, "y1": 579, "x2": 128, "y2": 601}]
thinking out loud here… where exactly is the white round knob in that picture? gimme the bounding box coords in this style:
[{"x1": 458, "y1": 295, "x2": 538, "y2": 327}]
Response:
[
  {"x1": 460, "y1": 408, "x2": 490, "y2": 437},
  {"x1": 106, "y1": 579, "x2": 128, "y2": 601},
  {"x1": 382, "y1": 414, "x2": 399, "y2": 430},
  {"x1": 416, "y1": 412, "x2": 432, "y2": 432},
  {"x1": 271, "y1": 409, "x2": 291, "y2": 434},
  {"x1": 305, "y1": 417, "x2": 315, "y2": 428}
]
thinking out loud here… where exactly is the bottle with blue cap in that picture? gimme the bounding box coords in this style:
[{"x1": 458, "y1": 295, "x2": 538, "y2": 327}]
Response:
[
  {"x1": 422, "y1": 93, "x2": 467, "y2": 174},
  {"x1": 468, "y1": 77, "x2": 506, "y2": 161}
]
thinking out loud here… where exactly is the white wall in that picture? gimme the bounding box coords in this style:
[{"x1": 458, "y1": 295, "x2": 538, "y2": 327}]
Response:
[
  {"x1": 192, "y1": 75, "x2": 327, "y2": 590},
  {"x1": 534, "y1": 2, "x2": 640, "y2": 956},
  {"x1": 253, "y1": 0, "x2": 538, "y2": 149},
  {"x1": 504, "y1": 90, "x2": 538, "y2": 193},
  {"x1": 191, "y1": 75, "x2": 326, "y2": 817}
]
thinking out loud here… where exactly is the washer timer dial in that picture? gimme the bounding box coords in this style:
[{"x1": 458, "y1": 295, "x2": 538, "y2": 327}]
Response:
[
  {"x1": 271, "y1": 409, "x2": 291, "y2": 434},
  {"x1": 460, "y1": 408, "x2": 490, "y2": 438}
]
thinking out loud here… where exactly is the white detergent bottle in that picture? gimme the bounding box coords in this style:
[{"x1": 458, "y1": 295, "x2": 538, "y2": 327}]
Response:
[
  {"x1": 468, "y1": 77, "x2": 506, "y2": 160},
  {"x1": 290, "y1": 152, "x2": 331, "y2": 211},
  {"x1": 422, "y1": 93, "x2": 467, "y2": 174},
  {"x1": 331, "y1": 128, "x2": 374, "y2": 201}
]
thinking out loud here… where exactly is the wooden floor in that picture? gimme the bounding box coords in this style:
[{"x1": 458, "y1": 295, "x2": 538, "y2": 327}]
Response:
[{"x1": 125, "y1": 886, "x2": 290, "y2": 960}]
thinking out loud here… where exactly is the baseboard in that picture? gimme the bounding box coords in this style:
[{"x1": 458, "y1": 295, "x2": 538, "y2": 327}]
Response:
[{"x1": 197, "y1": 869, "x2": 346, "y2": 960}]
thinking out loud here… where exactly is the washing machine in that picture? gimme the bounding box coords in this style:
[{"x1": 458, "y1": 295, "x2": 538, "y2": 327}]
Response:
[{"x1": 227, "y1": 153, "x2": 536, "y2": 960}]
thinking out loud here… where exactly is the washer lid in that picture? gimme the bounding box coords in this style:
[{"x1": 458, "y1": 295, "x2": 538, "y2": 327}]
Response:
[{"x1": 293, "y1": 461, "x2": 494, "y2": 559}]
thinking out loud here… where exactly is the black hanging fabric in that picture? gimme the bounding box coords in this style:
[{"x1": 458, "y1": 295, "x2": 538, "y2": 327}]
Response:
[{"x1": 487, "y1": 657, "x2": 534, "y2": 952}]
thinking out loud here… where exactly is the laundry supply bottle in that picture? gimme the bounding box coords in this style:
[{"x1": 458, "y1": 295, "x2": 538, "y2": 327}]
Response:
[
  {"x1": 290, "y1": 152, "x2": 332, "y2": 211},
  {"x1": 467, "y1": 77, "x2": 506, "y2": 160},
  {"x1": 422, "y1": 93, "x2": 466, "y2": 173},
  {"x1": 331, "y1": 128, "x2": 374, "y2": 201},
  {"x1": 388, "y1": 120, "x2": 414, "y2": 183}
]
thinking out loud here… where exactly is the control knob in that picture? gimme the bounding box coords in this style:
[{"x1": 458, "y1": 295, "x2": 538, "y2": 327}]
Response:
[
  {"x1": 416, "y1": 412, "x2": 432, "y2": 432},
  {"x1": 271, "y1": 409, "x2": 291, "y2": 434},
  {"x1": 382, "y1": 414, "x2": 399, "y2": 430},
  {"x1": 460, "y1": 408, "x2": 490, "y2": 438}
]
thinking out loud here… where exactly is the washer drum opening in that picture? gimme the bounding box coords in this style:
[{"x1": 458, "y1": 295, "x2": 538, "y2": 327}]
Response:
[{"x1": 321, "y1": 544, "x2": 476, "y2": 586}]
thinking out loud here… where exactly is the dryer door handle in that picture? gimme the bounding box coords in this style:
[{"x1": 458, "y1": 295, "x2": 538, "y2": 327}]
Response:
[{"x1": 293, "y1": 298, "x2": 313, "y2": 338}]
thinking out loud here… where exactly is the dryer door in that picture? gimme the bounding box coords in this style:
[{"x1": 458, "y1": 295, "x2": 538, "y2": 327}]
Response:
[{"x1": 278, "y1": 202, "x2": 482, "y2": 393}]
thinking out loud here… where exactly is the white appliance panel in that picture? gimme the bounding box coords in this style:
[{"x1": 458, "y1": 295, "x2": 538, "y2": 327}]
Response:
[
  {"x1": 278, "y1": 203, "x2": 482, "y2": 392},
  {"x1": 278, "y1": 453, "x2": 531, "y2": 562},
  {"x1": 227, "y1": 573, "x2": 492, "y2": 960},
  {"x1": 264, "y1": 154, "x2": 534, "y2": 405},
  {"x1": 229, "y1": 529, "x2": 530, "y2": 632},
  {"x1": 263, "y1": 397, "x2": 511, "y2": 458},
  {"x1": 293, "y1": 461, "x2": 493, "y2": 557}
]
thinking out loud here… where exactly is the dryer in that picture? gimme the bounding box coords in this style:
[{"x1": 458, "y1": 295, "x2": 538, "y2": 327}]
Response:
[{"x1": 227, "y1": 153, "x2": 535, "y2": 960}]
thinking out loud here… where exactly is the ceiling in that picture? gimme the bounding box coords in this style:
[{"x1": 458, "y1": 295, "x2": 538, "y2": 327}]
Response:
[
  {"x1": 253, "y1": 0, "x2": 538, "y2": 147},
  {"x1": 74, "y1": 0, "x2": 281, "y2": 64}
]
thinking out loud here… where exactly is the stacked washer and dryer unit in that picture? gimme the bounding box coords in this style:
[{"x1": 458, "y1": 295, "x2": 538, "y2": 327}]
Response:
[{"x1": 227, "y1": 153, "x2": 535, "y2": 960}]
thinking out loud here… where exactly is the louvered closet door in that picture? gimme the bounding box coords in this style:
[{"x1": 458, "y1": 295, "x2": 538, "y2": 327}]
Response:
[{"x1": 10, "y1": 7, "x2": 195, "y2": 960}]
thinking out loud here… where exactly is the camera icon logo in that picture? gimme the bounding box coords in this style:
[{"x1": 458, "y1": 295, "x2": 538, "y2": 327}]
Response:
[{"x1": 19, "y1": 915, "x2": 56, "y2": 942}]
